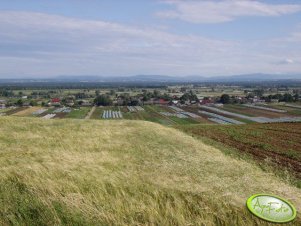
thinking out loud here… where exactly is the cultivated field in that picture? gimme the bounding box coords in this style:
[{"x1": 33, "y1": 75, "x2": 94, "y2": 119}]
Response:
[
  {"x1": 0, "y1": 117, "x2": 300, "y2": 225},
  {"x1": 267, "y1": 103, "x2": 301, "y2": 116},
  {"x1": 122, "y1": 105, "x2": 174, "y2": 125},
  {"x1": 2, "y1": 103, "x2": 301, "y2": 127},
  {"x1": 177, "y1": 123, "x2": 301, "y2": 183},
  {"x1": 0, "y1": 108, "x2": 12, "y2": 113},
  {"x1": 198, "y1": 105, "x2": 301, "y2": 123},
  {"x1": 66, "y1": 107, "x2": 91, "y2": 119},
  {"x1": 222, "y1": 104, "x2": 299, "y2": 118},
  {"x1": 12, "y1": 107, "x2": 44, "y2": 117},
  {"x1": 4, "y1": 107, "x2": 27, "y2": 115},
  {"x1": 121, "y1": 105, "x2": 201, "y2": 125},
  {"x1": 90, "y1": 107, "x2": 104, "y2": 119}
]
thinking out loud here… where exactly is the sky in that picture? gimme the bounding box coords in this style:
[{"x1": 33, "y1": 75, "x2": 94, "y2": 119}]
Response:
[{"x1": 0, "y1": 0, "x2": 301, "y2": 78}]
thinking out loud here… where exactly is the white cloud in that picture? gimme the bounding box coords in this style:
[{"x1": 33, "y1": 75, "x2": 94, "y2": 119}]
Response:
[
  {"x1": 277, "y1": 58, "x2": 295, "y2": 65},
  {"x1": 0, "y1": 11, "x2": 237, "y2": 76},
  {"x1": 0, "y1": 11, "x2": 232, "y2": 55},
  {"x1": 0, "y1": 10, "x2": 300, "y2": 77},
  {"x1": 157, "y1": 0, "x2": 301, "y2": 23}
]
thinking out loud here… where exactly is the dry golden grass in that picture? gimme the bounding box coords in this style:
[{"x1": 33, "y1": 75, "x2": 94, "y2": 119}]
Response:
[
  {"x1": 0, "y1": 117, "x2": 300, "y2": 225},
  {"x1": 12, "y1": 106, "x2": 42, "y2": 116}
]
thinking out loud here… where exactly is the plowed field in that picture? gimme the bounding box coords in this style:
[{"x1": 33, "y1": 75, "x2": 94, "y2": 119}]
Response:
[{"x1": 178, "y1": 123, "x2": 301, "y2": 179}]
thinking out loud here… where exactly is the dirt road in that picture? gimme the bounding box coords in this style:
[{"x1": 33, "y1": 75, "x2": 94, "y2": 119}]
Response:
[{"x1": 85, "y1": 106, "x2": 96, "y2": 119}]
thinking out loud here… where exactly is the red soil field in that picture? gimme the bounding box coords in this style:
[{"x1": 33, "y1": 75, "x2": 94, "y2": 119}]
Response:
[{"x1": 178, "y1": 122, "x2": 301, "y2": 179}]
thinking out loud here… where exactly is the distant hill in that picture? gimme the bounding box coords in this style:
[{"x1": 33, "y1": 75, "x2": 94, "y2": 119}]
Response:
[
  {"x1": 42, "y1": 73, "x2": 301, "y2": 82},
  {"x1": 206, "y1": 73, "x2": 301, "y2": 82},
  {"x1": 0, "y1": 73, "x2": 300, "y2": 84}
]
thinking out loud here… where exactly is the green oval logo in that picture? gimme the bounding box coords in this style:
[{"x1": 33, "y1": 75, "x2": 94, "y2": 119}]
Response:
[{"x1": 247, "y1": 194, "x2": 297, "y2": 223}]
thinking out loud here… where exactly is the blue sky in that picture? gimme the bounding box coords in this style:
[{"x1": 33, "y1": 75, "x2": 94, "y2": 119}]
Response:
[{"x1": 0, "y1": 0, "x2": 301, "y2": 78}]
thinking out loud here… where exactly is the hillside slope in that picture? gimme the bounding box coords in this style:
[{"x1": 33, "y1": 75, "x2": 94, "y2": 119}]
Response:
[{"x1": 0, "y1": 117, "x2": 300, "y2": 225}]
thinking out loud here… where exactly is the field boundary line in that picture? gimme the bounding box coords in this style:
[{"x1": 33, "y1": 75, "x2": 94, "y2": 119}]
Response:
[{"x1": 85, "y1": 106, "x2": 96, "y2": 119}]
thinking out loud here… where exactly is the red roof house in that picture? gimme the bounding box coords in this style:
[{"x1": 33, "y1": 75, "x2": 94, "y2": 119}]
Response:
[
  {"x1": 51, "y1": 98, "x2": 60, "y2": 103},
  {"x1": 158, "y1": 99, "x2": 169, "y2": 104}
]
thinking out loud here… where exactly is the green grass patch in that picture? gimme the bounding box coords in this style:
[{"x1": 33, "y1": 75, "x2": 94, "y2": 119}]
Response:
[
  {"x1": 66, "y1": 107, "x2": 91, "y2": 119},
  {"x1": 90, "y1": 107, "x2": 103, "y2": 119}
]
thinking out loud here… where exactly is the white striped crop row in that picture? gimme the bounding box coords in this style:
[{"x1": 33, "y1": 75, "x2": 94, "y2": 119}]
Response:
[
  {"x1": 169, "y1": 106, "x2": 184, "y2": 112},
  {"x1": 127, "y1": 106, "x2": 144, "y2": 112},
  {"x1": 208, "y1": 118, "x2": 231, "y2": 125},
  {"x1": 102, "y1": 110, "x2": 123, "y2": 119},
  {"x1": 182, "y1": 112, "x2": 200, "y2": 118},
  {"x1": 200, "y1": 105, "x2": 301, "y2": 124},
  {"x1": 160, "y1": 112, "x2": 188, "y2": 118},
  {"x1": 200, "y1": 106, "x2": 266, "y2": 123},
  {"x1": 199, "y1": 110, "x2": 245, "y2": 125}
]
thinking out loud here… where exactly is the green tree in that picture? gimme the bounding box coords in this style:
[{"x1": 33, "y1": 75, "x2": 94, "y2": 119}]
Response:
[
  {"x1": 282, "y1": 93, "x2": 294, "y2": 102},
  {"x1": 254, "y1": 89, "x2": 264, "y2": 97},
  {"x1": 29, "y1": 100, "x2": 37, "y2": 106},
  {"x1": 110, "y1": 90, "x2": 116, "y2": 96},
  {"x1": 294, "y1": 93, "x2": 299, "y2": 102},
  {"x1": 94, "y1": 95, "x2": 112, "y2": 106},
  {"x1": 16, "y1": 99, "x2": 23, "y2": 106},
  {"x1": 220, "y1": 94, "x2": 230, "y2": 104},
  {"x1": 153, "y1": 90, "x2": 160, "y2": 98}
]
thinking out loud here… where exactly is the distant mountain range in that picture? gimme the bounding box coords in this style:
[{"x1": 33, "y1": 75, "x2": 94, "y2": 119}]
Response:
[{"x1": 0, "y1": 73, "x2": 300, "y2": 83}]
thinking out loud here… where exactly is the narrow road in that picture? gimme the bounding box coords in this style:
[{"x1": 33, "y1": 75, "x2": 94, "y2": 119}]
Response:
[{"x1": 85, "y1": 106, "x2": 96, "y2": 119}]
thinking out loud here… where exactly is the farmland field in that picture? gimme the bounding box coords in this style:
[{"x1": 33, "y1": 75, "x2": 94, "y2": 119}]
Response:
[
  {"x1": 121, "y1": 105, "x2": 173, "y2": 125},
  {"x1": 12, "y1": 107, "x2": 44, "y2": 117},
  {"x1": 66, "y1": 107, "x2": 91, "y2": 119},
  {"x1": 4, "y1": 107, "x2": 27, "y2": 115},
  {"x1": 90, "y1": 107, "x2": 103, "y2": 119},
  {"x1": 168, "y1": 116, "x2": 199, "y2": 125},
  {"x1": 221, "y1": 104, "x2": 257, "y2": 117},
  {"x1": 217, "y1": 104, "x2": 292, "y2": 118},
  {"x1": 267, "y1": 104, "x2": 301, "y2": 116},
  {"x1": 37, "y1": 107, "x2": 55, "y2": 117},
  {"x1": 149, "y1": 105, "x2": 205, "y2": 125},
  {"x1": 134, "y1": 105, "x2": 174, "y2": 125},
  {"x1": 0, "y1": 116, "x2": 300, "y2": 225},
  {"x1": 177, "y1": 122, "x2": 301, "y2": 182},
  {"x1": 0, "y1": 108, "x2": 12, "y2": 114}
]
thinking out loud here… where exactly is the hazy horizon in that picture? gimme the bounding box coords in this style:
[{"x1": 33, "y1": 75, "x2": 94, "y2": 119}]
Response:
[{"x1": 1, "y1": 0, "x2": 301, "y2": 78}]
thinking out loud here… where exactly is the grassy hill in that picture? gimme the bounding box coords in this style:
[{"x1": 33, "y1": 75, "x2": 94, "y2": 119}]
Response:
[{"x1": 0, "y1": 117, "x2": 300, "y2": 225}]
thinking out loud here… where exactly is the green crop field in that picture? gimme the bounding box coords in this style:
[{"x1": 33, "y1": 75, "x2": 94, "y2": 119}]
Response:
[
  {"x1": 66, "y1": 107, "x2": 91, "y2": 119},
  {"x1": 266, "y1": 104, "x2": 301, "y2": 116},
  {"x1": 0, "y1": 117, "x2": 300, "y2": 225},
  {"x1": 0, "y1": 108, "x2": 11, "y2": 113},
  {"x1": 168, "y1": 116, "x2": 199, "y2": 125},
  {"x1": 121, "y1": 106, "x2": 174, "y2": 125},
  {"x1": 90, "y1": 107, "x2": 103, "y2": 119}
]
